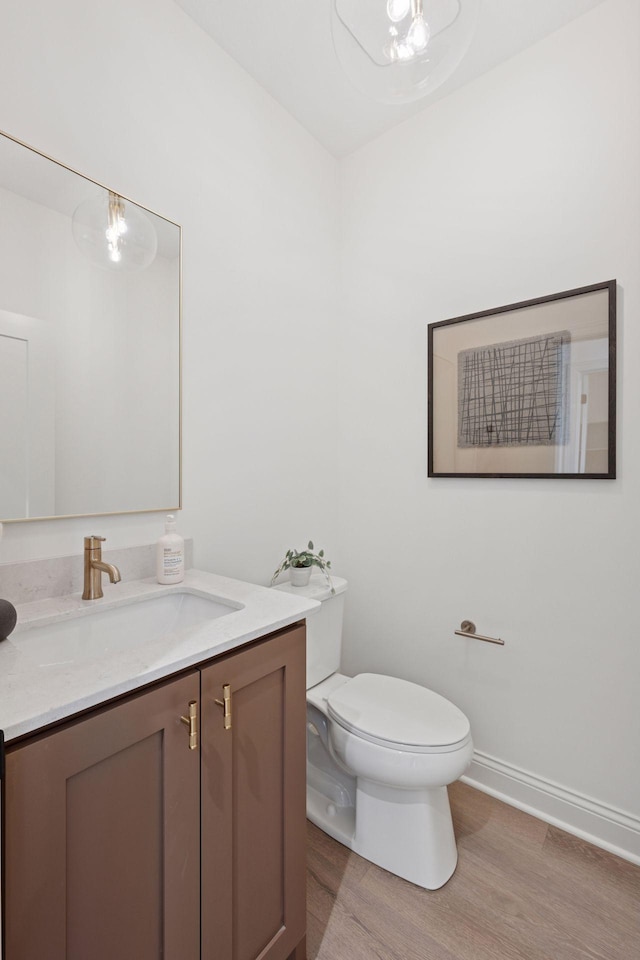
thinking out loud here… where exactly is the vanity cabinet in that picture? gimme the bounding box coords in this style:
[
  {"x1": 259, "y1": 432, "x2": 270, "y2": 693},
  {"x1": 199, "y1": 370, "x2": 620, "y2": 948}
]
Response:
[
  {"x1": 3, "y1": 623, "x2": 307, "y2": 960},
  {"x1": 201, "y1": 626, "x2": 307, "y2": 960}
]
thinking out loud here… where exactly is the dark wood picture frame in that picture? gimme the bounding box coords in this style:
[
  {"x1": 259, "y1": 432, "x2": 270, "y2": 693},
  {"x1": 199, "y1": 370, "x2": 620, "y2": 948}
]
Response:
[{"x1": 428, "y1": 280, "x2": 616, "y2": 479}]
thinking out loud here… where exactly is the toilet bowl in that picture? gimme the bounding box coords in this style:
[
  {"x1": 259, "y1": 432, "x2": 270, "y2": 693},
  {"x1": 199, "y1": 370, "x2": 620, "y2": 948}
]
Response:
[{"x1": 273, "y1": 575, "x2": 473, "y2": 890}]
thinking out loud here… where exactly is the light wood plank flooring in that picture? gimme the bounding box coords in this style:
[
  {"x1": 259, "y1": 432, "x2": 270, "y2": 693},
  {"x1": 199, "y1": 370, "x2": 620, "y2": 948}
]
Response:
[{"x1": 306, "y1": 781, "x2": 640, "y2": 960}]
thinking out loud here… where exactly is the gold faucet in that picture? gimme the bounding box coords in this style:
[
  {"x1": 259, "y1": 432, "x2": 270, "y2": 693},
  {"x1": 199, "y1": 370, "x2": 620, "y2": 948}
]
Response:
[{"x1": 82, "y1": 536, "x2": 122, "y2": 600}]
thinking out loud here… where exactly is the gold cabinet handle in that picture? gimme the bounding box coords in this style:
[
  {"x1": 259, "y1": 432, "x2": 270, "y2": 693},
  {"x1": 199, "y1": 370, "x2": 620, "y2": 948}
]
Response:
[
  {"x1": 180, "y1": 700, "x2": 198, "y2": 750},
  {"x1": 214, "y1": 684, "x2": 232, "y2": 730}
]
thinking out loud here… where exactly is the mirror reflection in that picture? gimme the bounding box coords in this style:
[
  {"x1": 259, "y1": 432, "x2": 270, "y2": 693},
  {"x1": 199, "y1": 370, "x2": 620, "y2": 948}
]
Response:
[{"x1": 0, "y1": 131, "x2": 181, "y2": 521}]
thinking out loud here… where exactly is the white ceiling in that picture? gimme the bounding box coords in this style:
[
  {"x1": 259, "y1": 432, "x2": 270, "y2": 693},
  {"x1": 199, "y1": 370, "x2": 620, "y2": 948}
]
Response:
[{"x1": 174, "y1": 0, "x2": 606, "y2": 157}]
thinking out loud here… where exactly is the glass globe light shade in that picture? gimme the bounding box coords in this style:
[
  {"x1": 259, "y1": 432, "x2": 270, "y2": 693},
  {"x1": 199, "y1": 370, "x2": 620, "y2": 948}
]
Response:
[
  {"x1": 331, "y1": 0, "x2": 481, "y2": 105},
  {"x1": 72, "y1": 190, "x2": 158, "y2": 273}
]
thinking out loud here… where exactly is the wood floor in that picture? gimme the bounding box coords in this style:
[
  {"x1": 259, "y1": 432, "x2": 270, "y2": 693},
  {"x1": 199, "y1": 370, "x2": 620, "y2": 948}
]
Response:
[{"x1": 306, "y1": 781, "x2": 640, "y2": 960}]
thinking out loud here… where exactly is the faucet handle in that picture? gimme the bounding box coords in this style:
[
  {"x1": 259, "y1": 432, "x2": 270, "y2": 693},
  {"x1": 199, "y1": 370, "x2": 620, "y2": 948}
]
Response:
[{"x1": 84, "y1": 535, "x2": 106, "y2": 549}]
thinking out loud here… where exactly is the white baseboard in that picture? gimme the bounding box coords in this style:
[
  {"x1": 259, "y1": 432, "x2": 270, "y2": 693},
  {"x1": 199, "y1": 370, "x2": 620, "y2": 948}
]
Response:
[{"x1": 462, "y1": 751, "x2": 640, "y2": 866}]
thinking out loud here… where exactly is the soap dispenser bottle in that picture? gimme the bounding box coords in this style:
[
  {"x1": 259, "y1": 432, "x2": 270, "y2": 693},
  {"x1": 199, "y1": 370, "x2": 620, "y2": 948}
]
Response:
[{"x1": 156, "y1": 514, "x2": 184, "y2": 584}]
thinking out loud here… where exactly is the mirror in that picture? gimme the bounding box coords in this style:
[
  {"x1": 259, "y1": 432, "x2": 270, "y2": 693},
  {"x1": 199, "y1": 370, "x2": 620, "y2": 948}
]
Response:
[{"x1": 0, "y1": 130, "x2": 181, "y2": 522}]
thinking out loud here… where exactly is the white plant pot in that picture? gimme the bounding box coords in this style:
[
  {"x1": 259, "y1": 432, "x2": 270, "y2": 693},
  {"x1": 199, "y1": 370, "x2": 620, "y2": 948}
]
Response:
[{"x1": 290, "y1": 566, "x2": 312, "y2": 587}]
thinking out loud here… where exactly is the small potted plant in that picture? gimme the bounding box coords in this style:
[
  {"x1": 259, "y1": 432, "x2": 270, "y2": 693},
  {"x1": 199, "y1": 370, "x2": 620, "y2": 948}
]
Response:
[{"x1": 271, "y1": 541, "x2": 334, "y2": 592}]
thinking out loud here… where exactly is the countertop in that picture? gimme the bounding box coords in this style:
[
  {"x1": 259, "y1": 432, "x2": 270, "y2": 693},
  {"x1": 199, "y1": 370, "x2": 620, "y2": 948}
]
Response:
[{"x1": 0, "y1": 569, "x2": 320, "y2": 743}]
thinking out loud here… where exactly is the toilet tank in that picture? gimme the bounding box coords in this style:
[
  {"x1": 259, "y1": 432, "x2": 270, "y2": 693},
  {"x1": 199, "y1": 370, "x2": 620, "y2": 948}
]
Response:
[{"x1": 272, "y1": 575, "x2": 347, "y2": 688}]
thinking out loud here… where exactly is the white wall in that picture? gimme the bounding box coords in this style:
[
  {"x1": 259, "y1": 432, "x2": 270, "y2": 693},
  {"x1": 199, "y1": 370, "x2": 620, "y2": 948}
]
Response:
[
  {"x1": 338, "y1": 0, "x2": 640, "y2": 854},
  {"x1": 0, "y1": 0, "x2": 341, "y2": 581}
]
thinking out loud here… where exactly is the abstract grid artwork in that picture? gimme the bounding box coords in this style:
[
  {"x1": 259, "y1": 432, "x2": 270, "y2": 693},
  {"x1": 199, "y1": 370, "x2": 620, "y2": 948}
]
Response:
[{"x1": 457, "y1": 331, "x2": 570, "y2": 447}]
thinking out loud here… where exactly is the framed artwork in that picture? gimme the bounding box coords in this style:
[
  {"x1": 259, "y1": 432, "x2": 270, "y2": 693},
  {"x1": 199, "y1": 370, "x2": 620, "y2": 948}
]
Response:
[{"x1": 428, "y1": 280, "x2": 616, "y2": 479}]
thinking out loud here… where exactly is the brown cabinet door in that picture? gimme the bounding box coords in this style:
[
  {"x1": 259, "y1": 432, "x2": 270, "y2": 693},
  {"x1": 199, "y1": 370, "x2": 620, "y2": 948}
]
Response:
[
  {"x1": 201, "y1": 625, "x2": 307, "y2": 960},
  {"x1": 4, "y1": 671, "x2": 201, "y2": 960}
]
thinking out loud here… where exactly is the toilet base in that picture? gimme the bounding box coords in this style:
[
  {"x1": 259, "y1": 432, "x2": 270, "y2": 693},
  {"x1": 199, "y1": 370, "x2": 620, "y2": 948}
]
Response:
[
  {"x1": 307, "y1": 782, "x2": 355, "y2": 848},
  {"x1": 307, "y1": 729, "x2": 356, "y2": 847},
  {"x1": 353, "y1": 778, "x2": 458, "y2": 889},
  {"x1": 307, "y1": 751, "x2": 458, "y2": 890}
]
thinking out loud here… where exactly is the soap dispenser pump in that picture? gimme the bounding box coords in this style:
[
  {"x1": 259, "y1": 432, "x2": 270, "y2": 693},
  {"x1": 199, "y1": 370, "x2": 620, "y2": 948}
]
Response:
[{"x1": 156, "y1": 514, "x2": 185, "y2": 584}]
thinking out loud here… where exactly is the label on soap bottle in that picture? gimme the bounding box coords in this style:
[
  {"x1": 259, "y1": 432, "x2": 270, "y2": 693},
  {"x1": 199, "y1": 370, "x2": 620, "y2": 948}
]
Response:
[{"x1": 163, "y1": 548, "x2": 183, "y2": 575}]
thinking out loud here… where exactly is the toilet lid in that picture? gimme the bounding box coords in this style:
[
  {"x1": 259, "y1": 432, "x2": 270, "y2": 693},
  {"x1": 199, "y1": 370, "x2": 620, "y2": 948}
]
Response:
[{"x1": 326, "y1": 673, "x2": 470, "y2": 749}]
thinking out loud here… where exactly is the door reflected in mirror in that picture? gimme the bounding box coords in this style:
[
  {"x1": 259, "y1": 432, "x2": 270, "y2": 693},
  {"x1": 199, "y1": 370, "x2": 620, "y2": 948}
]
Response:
[{"x1": 0, "y1": 130, "x2": 181, "y2": 521}]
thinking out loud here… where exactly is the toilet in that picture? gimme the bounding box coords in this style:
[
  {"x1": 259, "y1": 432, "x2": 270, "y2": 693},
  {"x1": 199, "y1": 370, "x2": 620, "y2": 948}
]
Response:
[{"x1": 273, "y1": 575, "x2": 473, "y2": 890}]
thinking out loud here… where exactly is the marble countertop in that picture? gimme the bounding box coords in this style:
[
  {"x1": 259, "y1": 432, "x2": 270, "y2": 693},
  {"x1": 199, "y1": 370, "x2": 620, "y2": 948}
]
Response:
[{"x1": 0, "y1": 569, "x2": 319, "y2": 743}]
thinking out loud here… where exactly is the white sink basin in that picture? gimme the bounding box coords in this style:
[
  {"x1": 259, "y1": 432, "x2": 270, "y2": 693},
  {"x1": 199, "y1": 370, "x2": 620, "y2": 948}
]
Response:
[{"x1": 12, "y1": 591, "x2": 238, "y2": 666}]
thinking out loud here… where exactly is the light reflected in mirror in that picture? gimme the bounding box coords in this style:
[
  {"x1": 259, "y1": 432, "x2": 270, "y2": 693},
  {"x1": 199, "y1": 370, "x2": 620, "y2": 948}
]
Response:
[{"x1": 0, "y1": 130, "x2": 181, "y2": 521}]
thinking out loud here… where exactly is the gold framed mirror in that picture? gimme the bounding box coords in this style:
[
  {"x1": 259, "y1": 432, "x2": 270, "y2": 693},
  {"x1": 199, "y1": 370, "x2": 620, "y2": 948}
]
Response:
[{"x1": 0, "y1": 130, "x2": 181, "y2": 521}]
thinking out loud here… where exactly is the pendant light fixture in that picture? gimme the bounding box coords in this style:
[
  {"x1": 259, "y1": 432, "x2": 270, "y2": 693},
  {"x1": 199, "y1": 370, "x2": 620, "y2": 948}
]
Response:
[
  {"x1": 72, "y1": 189, "x2": 158, "y2": 273},
  {"x1": 331, "y1": 0, "x2": 480, "y2": 105}
]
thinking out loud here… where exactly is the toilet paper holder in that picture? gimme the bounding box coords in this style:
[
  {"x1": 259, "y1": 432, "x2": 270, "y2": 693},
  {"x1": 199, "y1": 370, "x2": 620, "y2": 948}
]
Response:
[{"x1": 455, "y1": 620, "x2": 504, "y2": 646}]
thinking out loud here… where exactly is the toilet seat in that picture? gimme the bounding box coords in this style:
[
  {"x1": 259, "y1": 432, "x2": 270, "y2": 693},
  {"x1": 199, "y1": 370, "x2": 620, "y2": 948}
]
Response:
[{"x1": 326, "y1": 673, "x2": 470, "y2": 754}]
